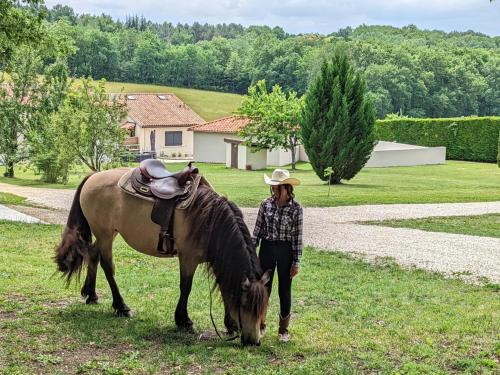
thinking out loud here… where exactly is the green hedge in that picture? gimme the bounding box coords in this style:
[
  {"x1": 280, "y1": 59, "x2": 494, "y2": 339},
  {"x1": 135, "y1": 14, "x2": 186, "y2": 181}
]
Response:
[
  {"x1": 374, "y1": 117, "x2": 500, "y2": 163},
  {"x1": 497, "y1": 130, "x2": 500, "y2": 167}
]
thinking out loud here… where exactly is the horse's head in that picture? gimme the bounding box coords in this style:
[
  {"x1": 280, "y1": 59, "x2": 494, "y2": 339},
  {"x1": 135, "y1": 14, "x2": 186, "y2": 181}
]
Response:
[{"x1": 237, "y1": 271, "x2": 271, "y2": 346}]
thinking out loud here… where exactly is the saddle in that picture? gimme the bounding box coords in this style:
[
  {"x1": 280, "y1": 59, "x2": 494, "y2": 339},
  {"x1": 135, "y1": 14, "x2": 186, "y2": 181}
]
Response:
[{"x1": 130, "y1": 160, "x2": 199, "y2": 256}]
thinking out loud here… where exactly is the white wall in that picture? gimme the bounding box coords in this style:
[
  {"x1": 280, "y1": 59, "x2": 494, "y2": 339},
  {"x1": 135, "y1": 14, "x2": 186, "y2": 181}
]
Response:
[
  {"x1": 267, "y1": 146, "x2": 301, "y2": 166},
  {"x1": 139, "y1": 126, "x2": 193, "y2": 157},
  {"x1": 299, "y1": 144, "x2": 309, "y2": 162},
  {"x1": 365, "y1": 146, "x2": 446, "y2": 167},
  {"x1": 225, "y1": 142, "x2": 232, "y2": 168},
  {"x1": 193, "y1": 132, "x2": 241, "y2": 163},
  {"x1": 240, "y1": 146, "x2": 267, "y2": 170}
]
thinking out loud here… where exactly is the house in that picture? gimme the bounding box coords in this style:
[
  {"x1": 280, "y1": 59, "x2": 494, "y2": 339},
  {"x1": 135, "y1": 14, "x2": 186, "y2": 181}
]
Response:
[
  {"x1": 120, "y1": 93, "x2": 205, "y2": 158},
  {"x1": 189, "y1": 115, "x2": 306, "y2": 168}
]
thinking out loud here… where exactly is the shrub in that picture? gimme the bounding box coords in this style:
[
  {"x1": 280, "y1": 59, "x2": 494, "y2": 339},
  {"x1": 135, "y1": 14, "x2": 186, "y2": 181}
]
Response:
[{"x1": 375, "y1": 117, "x2": 500, "y2": 162}]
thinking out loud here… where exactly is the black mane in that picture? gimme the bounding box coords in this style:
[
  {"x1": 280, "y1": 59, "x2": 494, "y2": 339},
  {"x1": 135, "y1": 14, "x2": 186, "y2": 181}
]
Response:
[{"x1": 187, "y1": 185, "x2": 263, "y2": 311}]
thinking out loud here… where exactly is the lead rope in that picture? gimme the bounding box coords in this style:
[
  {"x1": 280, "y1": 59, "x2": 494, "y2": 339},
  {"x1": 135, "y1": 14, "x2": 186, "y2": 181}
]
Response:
[{"x1": 209, "y1": 283, "x2": 240, "y2": 342}]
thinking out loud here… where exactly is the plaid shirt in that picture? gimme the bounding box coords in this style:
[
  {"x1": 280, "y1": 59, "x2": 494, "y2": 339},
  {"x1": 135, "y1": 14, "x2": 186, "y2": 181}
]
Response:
[{"x1": 253, "y1": 197, "x2": 303, "y2": 267}]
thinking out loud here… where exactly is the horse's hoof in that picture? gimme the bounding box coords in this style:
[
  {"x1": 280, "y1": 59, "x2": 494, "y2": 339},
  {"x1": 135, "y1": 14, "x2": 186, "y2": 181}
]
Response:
[
  {"x1": 114, "y1": 305, "x2": 132, "y2": 317},
  {"x1": 176, "y1": 321, "x2": 194, "y2": 333},
  {"x1": 85, "y1": 296, "x2": 98, "y2": 305}
]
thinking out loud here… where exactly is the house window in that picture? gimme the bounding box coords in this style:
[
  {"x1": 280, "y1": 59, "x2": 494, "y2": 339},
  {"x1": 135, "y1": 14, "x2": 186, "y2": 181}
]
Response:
[{"x1": 165, "y1": 131, "x2": 182, "y2": 146}]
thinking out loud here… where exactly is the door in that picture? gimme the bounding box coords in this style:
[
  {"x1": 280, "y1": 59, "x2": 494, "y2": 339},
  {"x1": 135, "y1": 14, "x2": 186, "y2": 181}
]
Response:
[{"x1": 231, "y1": 144, "x2": 238, "y2": 168}]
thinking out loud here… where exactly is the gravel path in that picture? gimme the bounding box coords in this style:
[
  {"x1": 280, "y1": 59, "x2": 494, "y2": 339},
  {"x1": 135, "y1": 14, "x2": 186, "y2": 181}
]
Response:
[
  {"x1": 0, "y1": 183, "x2": 75, "y2": 210},
  {"x1": 1, "y1": 183, "x2": 499, "y2": 283}
]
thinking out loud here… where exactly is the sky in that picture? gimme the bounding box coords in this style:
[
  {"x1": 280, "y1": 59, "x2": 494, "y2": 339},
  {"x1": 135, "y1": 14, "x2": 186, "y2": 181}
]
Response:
[{"x1": 44, "y1": 0, "x2": 500, "y2": 36}]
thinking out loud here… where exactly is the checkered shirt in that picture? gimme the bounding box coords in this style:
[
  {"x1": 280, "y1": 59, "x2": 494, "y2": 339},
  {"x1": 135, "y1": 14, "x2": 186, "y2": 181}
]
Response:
[{"x1": 252, "y1": 197, "x2": 303, "y2": 267}]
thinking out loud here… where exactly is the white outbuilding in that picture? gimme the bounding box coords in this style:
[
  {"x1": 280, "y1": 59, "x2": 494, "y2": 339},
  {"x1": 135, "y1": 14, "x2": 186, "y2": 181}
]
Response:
[{"x1": 189, "y1": 115, "x2": 304, "y2": 168}]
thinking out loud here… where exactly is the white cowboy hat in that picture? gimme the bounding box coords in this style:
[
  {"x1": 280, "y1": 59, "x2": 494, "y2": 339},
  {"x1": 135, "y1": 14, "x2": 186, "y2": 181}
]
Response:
[{"x1": 264, "y1": 169, "x2": 300, "y2": 186}]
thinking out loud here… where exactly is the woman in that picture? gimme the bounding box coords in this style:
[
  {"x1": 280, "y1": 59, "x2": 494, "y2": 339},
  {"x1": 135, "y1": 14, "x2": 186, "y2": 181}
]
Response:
[{"x1": 253, "y1": 168, "x2": 303, "y2": 342}]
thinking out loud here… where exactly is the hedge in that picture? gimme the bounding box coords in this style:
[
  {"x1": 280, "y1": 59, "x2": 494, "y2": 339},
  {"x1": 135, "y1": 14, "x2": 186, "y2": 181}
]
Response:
[
  {"x1": 374, "y1": 117, "x2": 500, "y2": 163},
  {"x1": 497, "y1": 130, "x2": 500, "y2": 167}
]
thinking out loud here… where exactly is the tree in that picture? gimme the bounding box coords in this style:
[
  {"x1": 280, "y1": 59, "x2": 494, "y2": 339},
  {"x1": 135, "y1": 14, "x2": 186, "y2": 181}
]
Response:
[
  {"x1": 26, "y1": 59, "x2": 73, "y2": 183},
  {"x1": 238, "y1": 80, "x2": 303, "y2": 170},
  {"x1": 0, "y1": 0, "x2": 45, "y2": 66},
  {"x1": 55, "y1": 78, "x2": 127, "y2": 172},
  {"x1": 0, "y1": 21, "x2": 74, "y2": 178},
  {"x1": 301, "y1": 50, "x2": 376, "y2": 184}
]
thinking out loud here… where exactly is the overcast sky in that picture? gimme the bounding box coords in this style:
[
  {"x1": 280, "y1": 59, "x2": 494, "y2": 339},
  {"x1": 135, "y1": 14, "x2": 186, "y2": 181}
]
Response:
[{"x1": 44, "y1": 0, "x2": 500, "y2": 36}]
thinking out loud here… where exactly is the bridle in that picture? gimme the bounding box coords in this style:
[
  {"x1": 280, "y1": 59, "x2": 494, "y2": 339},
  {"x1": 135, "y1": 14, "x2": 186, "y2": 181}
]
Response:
[{"x1": 209, "y1": 283, "x2": 241, "y2": 342}]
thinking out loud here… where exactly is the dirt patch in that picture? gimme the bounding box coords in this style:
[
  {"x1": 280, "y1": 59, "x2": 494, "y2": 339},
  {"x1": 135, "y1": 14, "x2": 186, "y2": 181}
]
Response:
[
  {"x1": 0, "y1": 310, "x2": 17, "y2": 320},
  {"x1": 42, "y1": 300, "x2": 73, "y2": 309}
]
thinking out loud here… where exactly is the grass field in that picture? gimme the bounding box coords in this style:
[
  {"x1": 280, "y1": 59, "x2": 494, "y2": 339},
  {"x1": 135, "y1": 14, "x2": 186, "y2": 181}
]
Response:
[
  {"x1": 0, "y1": 222, "x2": 498, "y2": 374},
  {"x1": 1, "y1": 161, "x2": 500, "y2": 207},
  {"x1": 363, "y1": 213, "x2": 500, "y2": 238},
  {"x1": 105, "y1": 82, "x2": 243, "y2": 121},
  {"x1": 0, "y1": 192, "x2": 28, "y2": 206}
]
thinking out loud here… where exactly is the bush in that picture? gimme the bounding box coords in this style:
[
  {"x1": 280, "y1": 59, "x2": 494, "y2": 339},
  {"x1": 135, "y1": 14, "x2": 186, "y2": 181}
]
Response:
[{"x1": 375, "y1": 117, "x2": 500, "y2": 162}]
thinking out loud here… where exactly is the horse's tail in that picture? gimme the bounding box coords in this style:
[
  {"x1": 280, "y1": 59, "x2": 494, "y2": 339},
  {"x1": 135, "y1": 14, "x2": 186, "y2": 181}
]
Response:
[{"x1": 54, "y1": 174, "x2": 96, "y2": 285}]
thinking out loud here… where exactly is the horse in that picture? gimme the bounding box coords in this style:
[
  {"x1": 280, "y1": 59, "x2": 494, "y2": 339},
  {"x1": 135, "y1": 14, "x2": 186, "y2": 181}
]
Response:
[{"x1": 54, "y1": 167, "x2": 270, "y2": 346}]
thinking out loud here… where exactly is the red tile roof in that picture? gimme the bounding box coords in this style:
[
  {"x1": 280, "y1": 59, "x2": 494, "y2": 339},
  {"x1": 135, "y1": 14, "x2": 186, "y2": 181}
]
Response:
[
  {"x1": 189, "y1": 115, "x2": 250, "y2": 133},
  {"x1": 118, "y1": 93, "x2": 205, "y2": 128}
]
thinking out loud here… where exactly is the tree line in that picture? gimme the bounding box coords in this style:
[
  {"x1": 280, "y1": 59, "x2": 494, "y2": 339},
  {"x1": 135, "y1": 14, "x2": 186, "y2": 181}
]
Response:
[{"x1": 14, "y1": 3, "x2": 499, "y2": 119}]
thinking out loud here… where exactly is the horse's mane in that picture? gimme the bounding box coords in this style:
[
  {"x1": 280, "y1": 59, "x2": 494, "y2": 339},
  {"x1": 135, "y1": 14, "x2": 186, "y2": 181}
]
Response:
[{"x1": 187, "y1": 185, "x2": 265, "y2": 314}]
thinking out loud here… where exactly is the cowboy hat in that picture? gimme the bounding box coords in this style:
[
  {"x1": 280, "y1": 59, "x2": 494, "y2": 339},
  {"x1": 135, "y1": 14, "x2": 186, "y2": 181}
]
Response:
[{"x1": 264, "y1": 169, "x2": 300, "y2": 186}]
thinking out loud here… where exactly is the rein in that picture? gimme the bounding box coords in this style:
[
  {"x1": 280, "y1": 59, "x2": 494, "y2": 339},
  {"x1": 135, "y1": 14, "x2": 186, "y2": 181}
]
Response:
[{"x1": 209, "y1": 283, "x2": 240, "y2": 342}]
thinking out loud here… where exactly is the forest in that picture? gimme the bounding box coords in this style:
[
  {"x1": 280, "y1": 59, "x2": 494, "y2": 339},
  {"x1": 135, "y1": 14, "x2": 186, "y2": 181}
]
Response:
[{"x1": 12, "y1": 3, "x2": 500, "y2": 118}]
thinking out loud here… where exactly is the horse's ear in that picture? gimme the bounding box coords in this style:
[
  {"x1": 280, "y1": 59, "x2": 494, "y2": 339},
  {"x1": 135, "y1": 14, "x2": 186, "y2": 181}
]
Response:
[
  {"x1": 260, "y1": 270, "x2": 271, "y2": 285},
  {"x1": 242, "y1": 277, "x2": 251, "y2": 291}
]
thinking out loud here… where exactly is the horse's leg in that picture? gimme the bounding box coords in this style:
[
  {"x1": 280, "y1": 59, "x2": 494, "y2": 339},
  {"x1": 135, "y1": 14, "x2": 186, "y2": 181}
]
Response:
[
  {"x1": 175, "y1": 257, "x2": 197, "y2": 330},
  {"x1": 97, "y1": 234, "x2": 131, "y2": 317},
  {"x1": 81, "y1": 250, "x2": 99, "y2": 304}
]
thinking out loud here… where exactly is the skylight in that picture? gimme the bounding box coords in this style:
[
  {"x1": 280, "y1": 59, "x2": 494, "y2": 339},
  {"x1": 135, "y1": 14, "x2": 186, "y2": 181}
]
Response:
[
  {"x1": 127, "y1": 95, "x2": 136, "y2": 100},
  {"x1": 158, "y1": 95, "x2": 167, "y2": 100}
]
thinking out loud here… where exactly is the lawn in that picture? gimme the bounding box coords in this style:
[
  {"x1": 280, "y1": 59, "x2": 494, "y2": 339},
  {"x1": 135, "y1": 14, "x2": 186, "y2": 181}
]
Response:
[
  {"x1": 105, "y1": 82, "x2": 243, "y2": 121},
  {"x1": 1, "y1": 161, "x2": 500, "y2": 207},
  {"x1": 0, "y1": 222, "x2": 498, "y2": 374},
  {"x1": 363, "y1": 213, "x2": 500, "y2": 238},
  {"x1": 0, "y1": 192, "x2": 28, "y2": 206}
]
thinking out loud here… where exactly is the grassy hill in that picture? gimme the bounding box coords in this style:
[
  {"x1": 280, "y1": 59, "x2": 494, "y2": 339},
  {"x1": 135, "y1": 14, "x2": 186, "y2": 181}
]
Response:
[{"x1": 105, "y1": 82, "x2": 243, "y2": 121}]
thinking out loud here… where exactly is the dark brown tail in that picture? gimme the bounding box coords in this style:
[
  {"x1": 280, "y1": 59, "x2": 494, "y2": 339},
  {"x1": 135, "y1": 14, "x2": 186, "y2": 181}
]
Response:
[{"x1": 54, "y1": 175, "x2": 96, "y2": 285}]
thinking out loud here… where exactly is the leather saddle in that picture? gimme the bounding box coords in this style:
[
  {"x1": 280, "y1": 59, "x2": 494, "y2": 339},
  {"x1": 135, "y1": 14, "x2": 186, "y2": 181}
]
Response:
[{"x1": 131, "y1": 159, "x2": 199, "y2": 256}]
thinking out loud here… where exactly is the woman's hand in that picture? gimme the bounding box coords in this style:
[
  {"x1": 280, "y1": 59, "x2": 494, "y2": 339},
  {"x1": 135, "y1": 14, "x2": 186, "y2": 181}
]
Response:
[{"x1": 290, "y1": 265, "x2": 299, "y2": 279}]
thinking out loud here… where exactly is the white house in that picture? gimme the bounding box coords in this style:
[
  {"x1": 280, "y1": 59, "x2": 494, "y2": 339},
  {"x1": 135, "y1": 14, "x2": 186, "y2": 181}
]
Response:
[{"x1": 120, "y1": 93, "x2": 205, "y2": 158}]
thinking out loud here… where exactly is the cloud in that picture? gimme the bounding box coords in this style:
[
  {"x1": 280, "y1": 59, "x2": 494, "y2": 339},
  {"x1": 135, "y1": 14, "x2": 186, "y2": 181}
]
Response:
[{"x1": 43, "y1": 0, "x2": 500, "y2": 35}]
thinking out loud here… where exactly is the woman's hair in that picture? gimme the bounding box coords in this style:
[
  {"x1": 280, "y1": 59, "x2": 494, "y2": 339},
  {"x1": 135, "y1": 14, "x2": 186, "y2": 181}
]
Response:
[{"x1": 270, "y1": 184, "x2": 295, "y2": 202}]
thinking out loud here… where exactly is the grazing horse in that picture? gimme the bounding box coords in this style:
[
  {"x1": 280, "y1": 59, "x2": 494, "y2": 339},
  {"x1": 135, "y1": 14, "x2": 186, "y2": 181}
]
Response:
[{"x1": 54, "y1": 168, "x2": 270, "y2": 346}]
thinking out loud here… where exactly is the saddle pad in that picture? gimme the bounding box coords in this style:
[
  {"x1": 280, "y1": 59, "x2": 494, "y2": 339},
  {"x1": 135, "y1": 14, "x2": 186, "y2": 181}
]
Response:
[{"x1": 118, "y1": 168, "x2": 155, "y2": 203}]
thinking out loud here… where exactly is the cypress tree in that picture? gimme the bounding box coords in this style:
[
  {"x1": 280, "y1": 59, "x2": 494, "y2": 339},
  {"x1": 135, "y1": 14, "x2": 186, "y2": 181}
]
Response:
[{"x1": 301, "y1": 50, "x2": 376, "y2": 184}]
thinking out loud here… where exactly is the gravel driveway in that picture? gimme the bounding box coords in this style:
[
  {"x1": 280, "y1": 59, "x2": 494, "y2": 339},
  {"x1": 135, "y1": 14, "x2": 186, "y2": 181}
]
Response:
[{"x1": 1, "y1": 183, "x2": 499, "y2": 283}]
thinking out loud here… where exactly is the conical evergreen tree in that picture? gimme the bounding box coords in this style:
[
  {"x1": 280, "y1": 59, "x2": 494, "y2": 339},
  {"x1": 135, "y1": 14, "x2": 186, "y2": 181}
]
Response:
[{"x1": 301, "y1": 50, "x2": 376, "y2": 184}]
